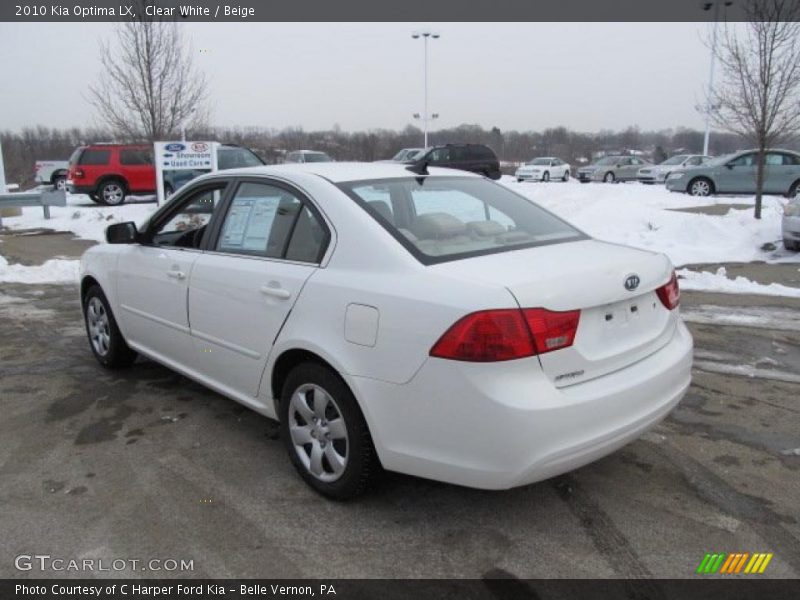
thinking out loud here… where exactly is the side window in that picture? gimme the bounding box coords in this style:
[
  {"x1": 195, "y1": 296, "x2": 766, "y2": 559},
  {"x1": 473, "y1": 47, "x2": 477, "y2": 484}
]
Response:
[
  {"x1": 429, "y1": 148, "x2": 450, "y2": 162},
  {"x1": 120, "y1": 149, "x2": 153, "y2": 165},
  {"x1": 151, "y1": 184, "x2": 227, "y2": 248},
  {"x1": 730, "y1": 153, "x2": 755, "y2": 167},
  {"x1": 78, "y1": 149, "x2": 111, "y2": 165},
  {"x1": 686, "y1": 157, "x2": 701, "y2": 166},
  {"x1": 215, "y1": 182, "x2": 327, "y2": 263},
  {"x1": 780, "y1": 153, "x2": 800, "y2": 166},
  {"x1": 765, "y1": 153, "x2": 784, "y2": 166},
  {"x1": 451, "y1": 147, "x2": 467, "y2": 161}
]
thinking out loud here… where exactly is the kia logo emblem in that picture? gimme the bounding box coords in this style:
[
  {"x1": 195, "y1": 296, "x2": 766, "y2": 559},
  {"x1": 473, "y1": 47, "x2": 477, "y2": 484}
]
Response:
[{"x1": 624, "y1": 274, "x2": 640, "y2": 291}]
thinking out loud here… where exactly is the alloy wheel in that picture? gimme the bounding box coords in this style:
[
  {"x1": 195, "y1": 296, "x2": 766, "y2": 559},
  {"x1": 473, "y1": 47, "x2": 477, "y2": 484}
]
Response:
[
  {"x1": 86, "y1": 297, "x2": 111, "y2": 356},
  {"x1": 288, "y1": 384, "x2": 349, "y2": 482},
  {"x1": 691, "y1": 180, "x2": 711, "y2": 196},
  {"x1": 102, "y1": 183, "x2": 124, "y2": 205}
]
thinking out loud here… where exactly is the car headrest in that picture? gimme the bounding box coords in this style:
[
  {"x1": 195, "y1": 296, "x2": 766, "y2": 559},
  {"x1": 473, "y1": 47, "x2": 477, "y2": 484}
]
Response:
[
  {"x1": 368, "y1": 200, "x2": 394, "y2": 223},
  {"x1": 467, "y1": 220, "x2": 506, "y2": 237},
  {"x1": 413, "y1": 212, "x2": 468, "y2": 239}
]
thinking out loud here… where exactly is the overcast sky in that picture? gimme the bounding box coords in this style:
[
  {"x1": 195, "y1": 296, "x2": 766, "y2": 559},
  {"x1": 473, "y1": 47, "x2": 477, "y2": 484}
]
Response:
[{"x1": 0, "y1": 22, "x2": 726, "y2": 133}]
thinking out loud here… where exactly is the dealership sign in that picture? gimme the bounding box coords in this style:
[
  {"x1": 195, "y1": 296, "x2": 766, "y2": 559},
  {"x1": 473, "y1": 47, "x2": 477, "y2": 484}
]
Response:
[{"x1": 153, "y1": 141, "x2": 219, "y2": 205}]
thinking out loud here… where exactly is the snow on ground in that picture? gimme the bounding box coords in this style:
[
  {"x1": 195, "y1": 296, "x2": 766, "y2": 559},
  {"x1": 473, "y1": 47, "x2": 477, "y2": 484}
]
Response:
[
  {"x1": 0, "y1": 181, "x2": 799, "y2": 295},
  {"x1": 681, "y1": 304, "x2": 800, "y2": 331},
  {"x1": 677, "y1": 266, "x2": 800, "y2": 298}
]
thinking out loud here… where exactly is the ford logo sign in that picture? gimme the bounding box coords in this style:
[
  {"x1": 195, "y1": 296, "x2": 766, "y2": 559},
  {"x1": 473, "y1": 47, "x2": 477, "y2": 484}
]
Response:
[
  {"x1": 165, "y1": 143, "x2": 185, "y2": 152},
  {"x1": 624, "y1": 274, "x2": 640, "y2": 291}
]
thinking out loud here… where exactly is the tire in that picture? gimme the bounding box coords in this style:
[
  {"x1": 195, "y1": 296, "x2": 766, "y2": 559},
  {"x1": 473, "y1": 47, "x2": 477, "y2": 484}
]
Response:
[
  {"x1": 164, "y1": 183, "x2": 174, "y2": 198},
  {"x1": 562, "y1": 170, "x2": 570, "y2": 182},
  {"x1": 603, "y1": 171, "x2": 615, "y2": 183},
  {"x1": 516, "y1": 178, "x2": 523, "y2": 183},
  {"x1": 52, "y1": 173, "x2": 67, "y2": 191},
  {"x1": 784, "y1": 239, "x2": 800, "y2": 252},
  {"x1": 280, "y1": 362, "x2": 380, "y2": 499},
  {"x1": 688, "y1": 177, "x2": 714, "y2": 197},
  {"x1": 82, "y1": 285, "x2": 137, "y2": 368},
  {"x1": 789, "y1": 180, "x2": 800, "y2": 199},
  {"x1": 98, "y1": 179, "x2": 126, "y2": 206},
  {"x1": 542, "y1": 171, "x2": 550, "y2": 183}
]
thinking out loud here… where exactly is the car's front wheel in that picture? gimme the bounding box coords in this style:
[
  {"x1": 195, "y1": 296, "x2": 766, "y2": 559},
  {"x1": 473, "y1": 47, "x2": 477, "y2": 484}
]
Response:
[
  {"x1": 83, "y1": 285, "x2": 137, "y2": 368},
  {"x1": 689, "y1": 177, "x2": 713, "y2": 197},
  {"x1": 280, "y1": 362, "x2": 380, "y2": 499},
  {"x1": 562, "y1": 170, "x2": 570, "y2": 182},
  {"x1": 542, "y1": 171, "x2": 550, "y2": 182},
  {"x1": 789, "y1": 180, "x2": 800, "y2": 199},
  {"x1": 604, "y1": 171, "x2": 615, "y2": 183},
  {"x1": 784, "y1": 239, "x2": 799, "y2": 251}
]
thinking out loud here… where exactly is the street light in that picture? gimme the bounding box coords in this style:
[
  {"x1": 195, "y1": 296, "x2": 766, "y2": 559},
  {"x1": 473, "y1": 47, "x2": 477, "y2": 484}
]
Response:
[
  {"x1": 702, "y1": 1, "x2": 733, "y2": 156},
  {"x1": 412, "y1": 30, "x2": 440, "y2": 148}
]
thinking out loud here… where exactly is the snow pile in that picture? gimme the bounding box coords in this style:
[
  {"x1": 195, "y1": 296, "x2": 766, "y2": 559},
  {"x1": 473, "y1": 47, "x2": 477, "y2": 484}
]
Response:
[
  {"x1": 0, "y1": 255, "x2": 79, "y2": 284},
  {"x1": 677, "y1": 266, "x2": 800, "y2": 298},
  {"x1": 503, "y1": 179, "x2": 794, "y2": 267}
]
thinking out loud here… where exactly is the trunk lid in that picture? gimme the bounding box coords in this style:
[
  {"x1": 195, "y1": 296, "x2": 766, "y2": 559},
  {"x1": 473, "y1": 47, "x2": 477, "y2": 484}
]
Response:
[{"x1": 432, "y1": 239, "x2": 678, "y2": 386}]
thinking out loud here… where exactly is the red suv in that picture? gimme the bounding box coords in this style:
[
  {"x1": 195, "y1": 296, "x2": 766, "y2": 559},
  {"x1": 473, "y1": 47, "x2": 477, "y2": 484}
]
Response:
[
  {"x1": 67, "y1": 144, "x2": 155, "y2": 205},
  {"x1": 66, "y1": 143, "x2": 265, "y2": 205}
]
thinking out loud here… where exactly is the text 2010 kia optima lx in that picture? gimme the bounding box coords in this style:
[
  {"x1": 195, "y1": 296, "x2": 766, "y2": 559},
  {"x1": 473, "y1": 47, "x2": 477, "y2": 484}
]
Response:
[{"x1": 80, "y1": 163, "x2": 692, "y2": 499}]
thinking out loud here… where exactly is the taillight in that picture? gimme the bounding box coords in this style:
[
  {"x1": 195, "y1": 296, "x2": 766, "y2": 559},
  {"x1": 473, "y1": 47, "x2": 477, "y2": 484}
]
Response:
[
  {"x1": 430, "y1": 307, "x2": 580, "y2": 362},
  {"x1": 656, "y1": 271, "x2": 680, "y2": 310},
  {"x1": 523, "y1": 308, "x2": 581, "y2": 354}
]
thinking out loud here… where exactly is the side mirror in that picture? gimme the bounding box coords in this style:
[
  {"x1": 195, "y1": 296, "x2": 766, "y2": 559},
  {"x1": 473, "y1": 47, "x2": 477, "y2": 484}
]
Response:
[{"x1": 106, "y1": 222, "x2": 139, "y2": 244}]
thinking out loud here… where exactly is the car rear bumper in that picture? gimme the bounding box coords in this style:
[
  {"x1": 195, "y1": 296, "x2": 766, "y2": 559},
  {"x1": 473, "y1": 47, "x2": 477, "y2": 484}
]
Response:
[
  {"x1": 783, "y1": 215, "x2": 800, "y2": 239},
  {"x1": 352, "y1": 320, "x2": 693, "y2": 490}
]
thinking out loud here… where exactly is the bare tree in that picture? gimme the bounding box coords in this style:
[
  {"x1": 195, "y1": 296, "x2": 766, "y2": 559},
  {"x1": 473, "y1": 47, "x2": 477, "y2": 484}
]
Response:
[
  {"x1": 88, "y1": 9, "x2": 207, "y2": 142},
  {"x1": 709, "y1": 0, "x2": 800, "y2": 219}
]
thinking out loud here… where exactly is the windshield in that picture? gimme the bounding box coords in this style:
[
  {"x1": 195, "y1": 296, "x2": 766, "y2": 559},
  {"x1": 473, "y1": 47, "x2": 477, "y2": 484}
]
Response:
[
  {"x1": 304, "y1": 152, "x2": 333, "y2": 163},
  {"x1": 337, "y1": 177, "x2": 585, "y2": 265},
  {"x1": 217, "y1": 147, "x2": 264, "y2": 169},
  {"x1": 595, "y1": 157, "x2": 620, "y2": 166},
  {"x1": 661, "y1": 155, "x2": 688, "y2": 166},
  {"x1": 392, "y1": 150, "x2": 409, "y2": 161},
  {"x1": 706, "y1": 153, "x2": 736, "y2": 166},
  {"x1": 527, "y1": 158, "x2": 551, "y2": 166}
]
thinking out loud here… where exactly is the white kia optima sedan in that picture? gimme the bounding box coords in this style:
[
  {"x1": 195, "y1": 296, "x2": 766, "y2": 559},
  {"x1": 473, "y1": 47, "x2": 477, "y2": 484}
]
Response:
[{"x1": 80, "y1": 162, "x2": 692, "y2": 499}]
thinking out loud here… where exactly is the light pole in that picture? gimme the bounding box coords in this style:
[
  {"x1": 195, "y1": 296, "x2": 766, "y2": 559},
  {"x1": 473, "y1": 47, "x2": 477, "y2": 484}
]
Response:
[
  {"x1": 412, "y1": 30, "x2": 440, "y2": 148},
  {"x1": 702, "y1": 1, "x2": 733, "y2": 156}
]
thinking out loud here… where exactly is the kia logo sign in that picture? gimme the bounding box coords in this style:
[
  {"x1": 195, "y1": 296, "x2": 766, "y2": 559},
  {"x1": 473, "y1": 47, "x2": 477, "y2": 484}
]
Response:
[
  {"x1": 191, "y1": 142, "x2": 209, "y2": 152},
  {"x1": 165, "y1": 143, "x2": 185, "y2": 152},
  {"x1": 624, "y1": 274, "x2": 640, "y2": 291}
]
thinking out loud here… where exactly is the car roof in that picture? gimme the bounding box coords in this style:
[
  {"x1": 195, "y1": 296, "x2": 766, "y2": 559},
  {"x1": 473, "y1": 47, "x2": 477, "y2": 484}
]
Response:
[{"x1": 201, "y1": 161, "x2": 482, "y2": 183}]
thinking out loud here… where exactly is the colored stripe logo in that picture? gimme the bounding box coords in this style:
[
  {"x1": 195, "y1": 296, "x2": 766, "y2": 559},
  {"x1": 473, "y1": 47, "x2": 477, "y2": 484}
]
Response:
[{"x1": 696, "y1": 552, "x2": 773, "y2": 574}]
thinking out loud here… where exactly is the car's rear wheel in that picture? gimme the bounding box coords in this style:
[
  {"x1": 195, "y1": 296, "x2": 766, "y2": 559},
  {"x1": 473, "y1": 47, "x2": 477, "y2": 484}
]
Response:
[
  {"x1": 52, "y1": 173, "x2": 67, "y2": 191},
  {"x1": 83, "y1": 285, "x2": 137, "y2": 368},
  {"x1": 562, "y1": 170, "x2": 569, "y2": 182},
  {"x1": 280, "y1": 362, "x2": 379, "y2": 499},
  {"x1": 542, "y1": 171, "x2": 550, "y2": 182},
  {"x1": 689, "y1": 177, "x2": 713, "y2": 197},
  {"x1": 604, "y1": 171, "x2": 615, "y2": 183},
  {"x1": 789, "y1": 180, "x2": 800, "y2": 199},
  {"x1": 99, "y1": 180, "x2": 126, "y2": 205}
]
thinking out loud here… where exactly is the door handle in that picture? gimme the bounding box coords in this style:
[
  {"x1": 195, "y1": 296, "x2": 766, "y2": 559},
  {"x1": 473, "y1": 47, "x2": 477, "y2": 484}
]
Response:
[
  {"x1": 167, "y1": 270, "x2": 186, "y2": 280},
  {"x1": 260, "y1": 285, "x2": 291, "y2": 300}
]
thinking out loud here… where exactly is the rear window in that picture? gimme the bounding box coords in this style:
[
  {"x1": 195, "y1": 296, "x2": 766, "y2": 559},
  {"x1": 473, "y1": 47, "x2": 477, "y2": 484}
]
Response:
[
  {"x1": 68, "y1": 147, "x2": 84, "y2": 165},
  {"x1": 78, "y1": 149, "x2": 111, "y2": 165},
  {"x1": 338, "y1": 177, "x2": 585, "y2": 265}
]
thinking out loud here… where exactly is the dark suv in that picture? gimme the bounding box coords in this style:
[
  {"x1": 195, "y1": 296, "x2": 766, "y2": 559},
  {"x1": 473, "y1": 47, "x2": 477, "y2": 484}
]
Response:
[
  {"x1": 407, "y1": 144, "x2": 502, "y2": 179},
  {"x1": 67, "y1": 143, "x2": 264, "y2": 205}
]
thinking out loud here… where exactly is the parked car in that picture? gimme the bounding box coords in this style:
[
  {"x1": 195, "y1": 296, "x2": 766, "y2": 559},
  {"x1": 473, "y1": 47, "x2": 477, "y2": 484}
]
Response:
[
  {"x1": 34, "y1": 160, "x2": 69, "y2": 190},
  {"x1": 391, "y1": 148, "x2": 425, "y2": 162},
  {"x1": 578, "y1": 156, "x2": 652, "y2": 183},
  {"x1": 407, "y1": 143, "x2": 502, "y2": 179},
  {"x1": 81, "y1": 162, "x2": 691, "y2": 499},
  {"x1": 666, "y1": 149, "x2": 800, "y2": 197},
  {"x1": 515, "y1": 157, "x2": 571, "y2": 182},
  {"x1": 67, "y1": 144, "x2": 154, "y2": 205},
  {"x1": 783, "y1": 194, "x2": 800, "y2": 251},
  {"x1": 637, "y1": 155, "x2": 712, "y2": 184},
  {"x1": 67, "y1": 143, "x2": 264, "y2": 205},
  {"x1": 285, "y1": 150, "x2": 334, "y2": 164}
]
